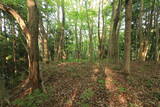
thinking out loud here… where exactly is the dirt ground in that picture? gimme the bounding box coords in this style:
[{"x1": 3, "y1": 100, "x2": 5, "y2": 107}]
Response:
[{"x1": 39, "y1": 61, "x2": 160, "y2": 107}]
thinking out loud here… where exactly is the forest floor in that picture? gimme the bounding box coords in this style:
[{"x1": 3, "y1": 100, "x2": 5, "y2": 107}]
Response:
[{"x1": 39, "y1": 61, "x2": 160, "y2": 107}]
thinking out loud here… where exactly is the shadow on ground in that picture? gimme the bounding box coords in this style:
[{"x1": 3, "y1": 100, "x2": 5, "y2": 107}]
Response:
[{"x1": 39, "y1": 61, "x2": 160, "y2": 107}]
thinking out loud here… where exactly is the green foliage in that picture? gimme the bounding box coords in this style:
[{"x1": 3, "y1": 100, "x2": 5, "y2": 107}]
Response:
[
  {"x1": 152, "y1": 92, "x2": 160, "y2": 100},
  {"x1": 81, "y1": 103, "x2": 90, "y2": 107},
  {"x1": 97, "y1": 79, "x2": 105, "y2": 89},
  {"x1": 118, "y1": 87, "x2": 126, "y2": 93},
  {"x1": 68, "y1": 11, "x2": 79, "y2": 21},
  {"x1": 111, "y1": 65, "x2": 121, "y2": 70},
  {"x1": 66, "y1": 66, "x2": 77, "y2": 72},
  {"x1": 12, "y1": 89, "x2": 49, "y2": 107},
  {"x1": 5, "y1": 55, "x2": 12, "y2": 61},
  {"x1": 1, "y1": 0, "x2": 27, "y2": 19},
  {"x1": 1, "y1": 0, "x2": 25, "y2": 6},
  {"x1": 97, "y1": 79, "x2": 105, "y2": 84},
  {"x1": 128, "y1": 103, "x2": 139, "y2": 107},
  {"x1": 87, "y1": 9, "x2": 97, "y2": 17},
  {"x1": 77, "y1": 88, "x2": 94, "y2": 107},
  {"x1": 145, "y1": 79, "x2": 153, "y2": 88},
  {"x1": 80, "y1": 88, "x2": 94, "y2": 101}
]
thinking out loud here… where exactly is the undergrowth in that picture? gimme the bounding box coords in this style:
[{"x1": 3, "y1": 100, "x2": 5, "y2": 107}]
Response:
[{"x1": 12, "y1": 89, "x2": 50, "y2": 107}]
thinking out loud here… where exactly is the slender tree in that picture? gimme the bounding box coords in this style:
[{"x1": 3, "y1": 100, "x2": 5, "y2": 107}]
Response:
[
  {"x1": 138, "y1": 0, "x2": 144, "y2": 61},
  {"x1": 58, "y1": 0, "x2": 66, "y2": 60},
  {"x1": 124, "y1": 0, "x2": 132, "y2": 73},
  {"x1": 85, "y1": 1, "x2": 94, "y2": 61},
  {"x1": 39, "y1": 15, "x2": 49, "y2": 63},
  {"x1": 155, "y1": 1, "x2": 160, "y2": 62},
  {"x1": 0, "y1": 11, "x2": 2, "y2": 32}
]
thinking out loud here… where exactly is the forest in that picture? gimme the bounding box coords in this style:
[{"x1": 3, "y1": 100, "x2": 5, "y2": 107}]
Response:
[{"x1": 0, "y1": 0, "x2": 160, "y2": 107}]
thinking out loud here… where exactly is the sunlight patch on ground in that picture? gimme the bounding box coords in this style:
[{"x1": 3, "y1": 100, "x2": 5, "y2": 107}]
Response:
[
  {"x1": 105, "y1": 66, "x2": 128, "y2": 107},
  {"x1": 91, "y1": 68, "x2": 100, "y2": 81},
  {"x1": 91, "y1": 74, "x2": 97, "y2": 81},
  {"x1": 65, "y1": 88, "x2": 78, "y2": 107},
  {"x1": 105, "y1": 67, "x2": 117, "y2": 91},
  {"x1": 118, "y1": 94, "x2": 127, "y2": 104},
  {"x1": 58, "y1": 62, "x2": 68, "y2": 66},
  {"x1": 93, "y1": 68, "x2": 99, "y2": 73}
]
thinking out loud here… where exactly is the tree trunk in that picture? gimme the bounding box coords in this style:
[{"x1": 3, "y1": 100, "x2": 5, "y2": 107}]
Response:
[
  {"x1": 89, "y1": 23, "x2": 93, "y2": 61},
  {"x1": 116, "y1": 19, "x2": 121, "y2": 62},
  {"x1": 101, "y1": 0, "x2": 106, "y2": 59},
  {"x1": 39, "y1": 15, "x2": 49, "y2": 63},
  {"x1": 0, "y1": 0, "x2": 42, "y2": 97},
  {"x1": 110, "y1": 0, "x2": 122, "y2": 63},
  {"x1": 155, "y1": 6, "x2": 160, "y2": 62},
  {"x1": 86, "y1": 2, "x2": 93, "y2": 61},
  {"x1": 97, "y1": 0, "x2": 105, "y2": 59},
  {"x1": 0, "y1": 12, "x2": 2, "y2": 32},
  {"x1": 26, "y1": 0, "x2": 41, "y2": 90},
  {"x1": 79, "y1": 23, "x2": 82, "y2": 59},
  {"x1": 124, "y1": 0, "x2": 132, "y2": 73},
  {"x1": 97, "y1": 0, "x2": 102, "y2": 59},
  {"x1": 138, "y1": 0, "x2": 145, "y2": 61},
  {"x1": 75, "y1": 21, "x2": 79, "y2": 59},
  {"x1": 54, "y1": 5, "x2": 60, "y2": 61},
  {"x1": 145, "y1": 2, "x2": 155, "y2": 61},
  {"x1": 108, "y1": 0, "x2": 116, "y2": 59},
  {"x1": 58, "y1": 0, "x2": 66, "y2": 60}
]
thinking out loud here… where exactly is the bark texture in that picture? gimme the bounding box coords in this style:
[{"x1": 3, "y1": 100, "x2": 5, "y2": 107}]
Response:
[
  {"x1": 124, "y1": 0, "x2": 132, "y2": 73},
  {"x1": 39, "y1": 15, "x2": 49, "y2": 63},
  {"x1": 26, "y1": 0, "x2": 41, "y2": 90},
  {"x1": 0, "y1": 0, "x2": 42, "y2": 98},
  {"x1": 110, "y1": 0, "x2": 122, "y2": 63}
]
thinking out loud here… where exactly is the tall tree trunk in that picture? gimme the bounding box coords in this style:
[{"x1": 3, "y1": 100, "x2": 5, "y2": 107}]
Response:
[
  {"x1": 98, "y1": 0, "x2": 105, "y2": 59},
  {"x1": 101, "y1": 0, "x2": 106, "y2": 59},
  {"x1": 75, "y1": 21, "x2": 79, "y2": 59},
  {"x1": 124, "y1": 0, "x2": 132, "y2": 73},
  {"x1": 62, "y1": 0, "x2": 66, "y2": 59},
  {"x1": 54, "y1": 5, "x2": 60, "y2": 61},
  {"x1": 116, "y1": 19, "x2": 122, "y2": 62},
  {"x1": 0, "y1": 12, "x2": 2, "y2": 32},
  {"x1": 39, "y1": 15, "x2": 49, "y2": 63},
  {"x1": 86, "y1": 1, "x2": 93, "y2": 61},
  {"x1": 140, "y1": 12, "x2": 150, "y2": 61},
  {"x1": 110, "y1": 0, "x2": 122, "y2": 63},
  {"x1": 108, "y1": 0, "x2": 116, "y2": 59},
  {"x1": 88, "y1": 23, "x2": 93, "y2": 61},
  {"x1": 155, "y1": 5, "x2": 160, "y2": 62},
  {"x1": 26, "y1": 0, "x2": 41, "y2": 90},
  {"x1": 138, "y1": 0, "x2": 145, "y2": 61},
  {"x1": 79, "y1": 23, "x2": 82, "y2": 59},
  {"x1": 97, "y1": 0, "x2": 102, "y2": 59},
  {"x1": 146, "y1": 1, "x2": 155, "y2": 61},
  {"x1": 0, "y1": 0, "x2": 42, "y2": 97},
  {"x1": 58, "y1": 0, "x2": 66, "y2": 60}
]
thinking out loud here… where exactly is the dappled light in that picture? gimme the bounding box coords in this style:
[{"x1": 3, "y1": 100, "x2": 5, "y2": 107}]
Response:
[
  {"x1": 0, "y1": 0, "x2": 159, "y2": 106},
  {"x1": 93, "y1": 68, "x2": 100, "y2": 73},
  {"x1": 104, "y1": 66, "x2": 128, "y2": 106},
  {"x1": 91, "y1": 68, "x2": 100, "y2": 81},
  {"x1": 118, "y1": 94, "x2": 127, "y2": 104},
  {"x1": 65, "y1": 88, "x2": 78, "y2": 107},
  {"x1": 105, "y1": 67, "x2": 116, "y2": 91}
]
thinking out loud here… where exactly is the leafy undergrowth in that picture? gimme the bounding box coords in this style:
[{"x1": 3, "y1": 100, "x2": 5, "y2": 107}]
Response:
[{"x1": 11, "y1": 61, "x2": 160, "y2": 107}]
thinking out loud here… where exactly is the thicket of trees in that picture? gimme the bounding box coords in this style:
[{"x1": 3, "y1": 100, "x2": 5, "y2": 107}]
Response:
[{"x1": 0, "y1": 0, "x2": 159, "y2": 100}]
